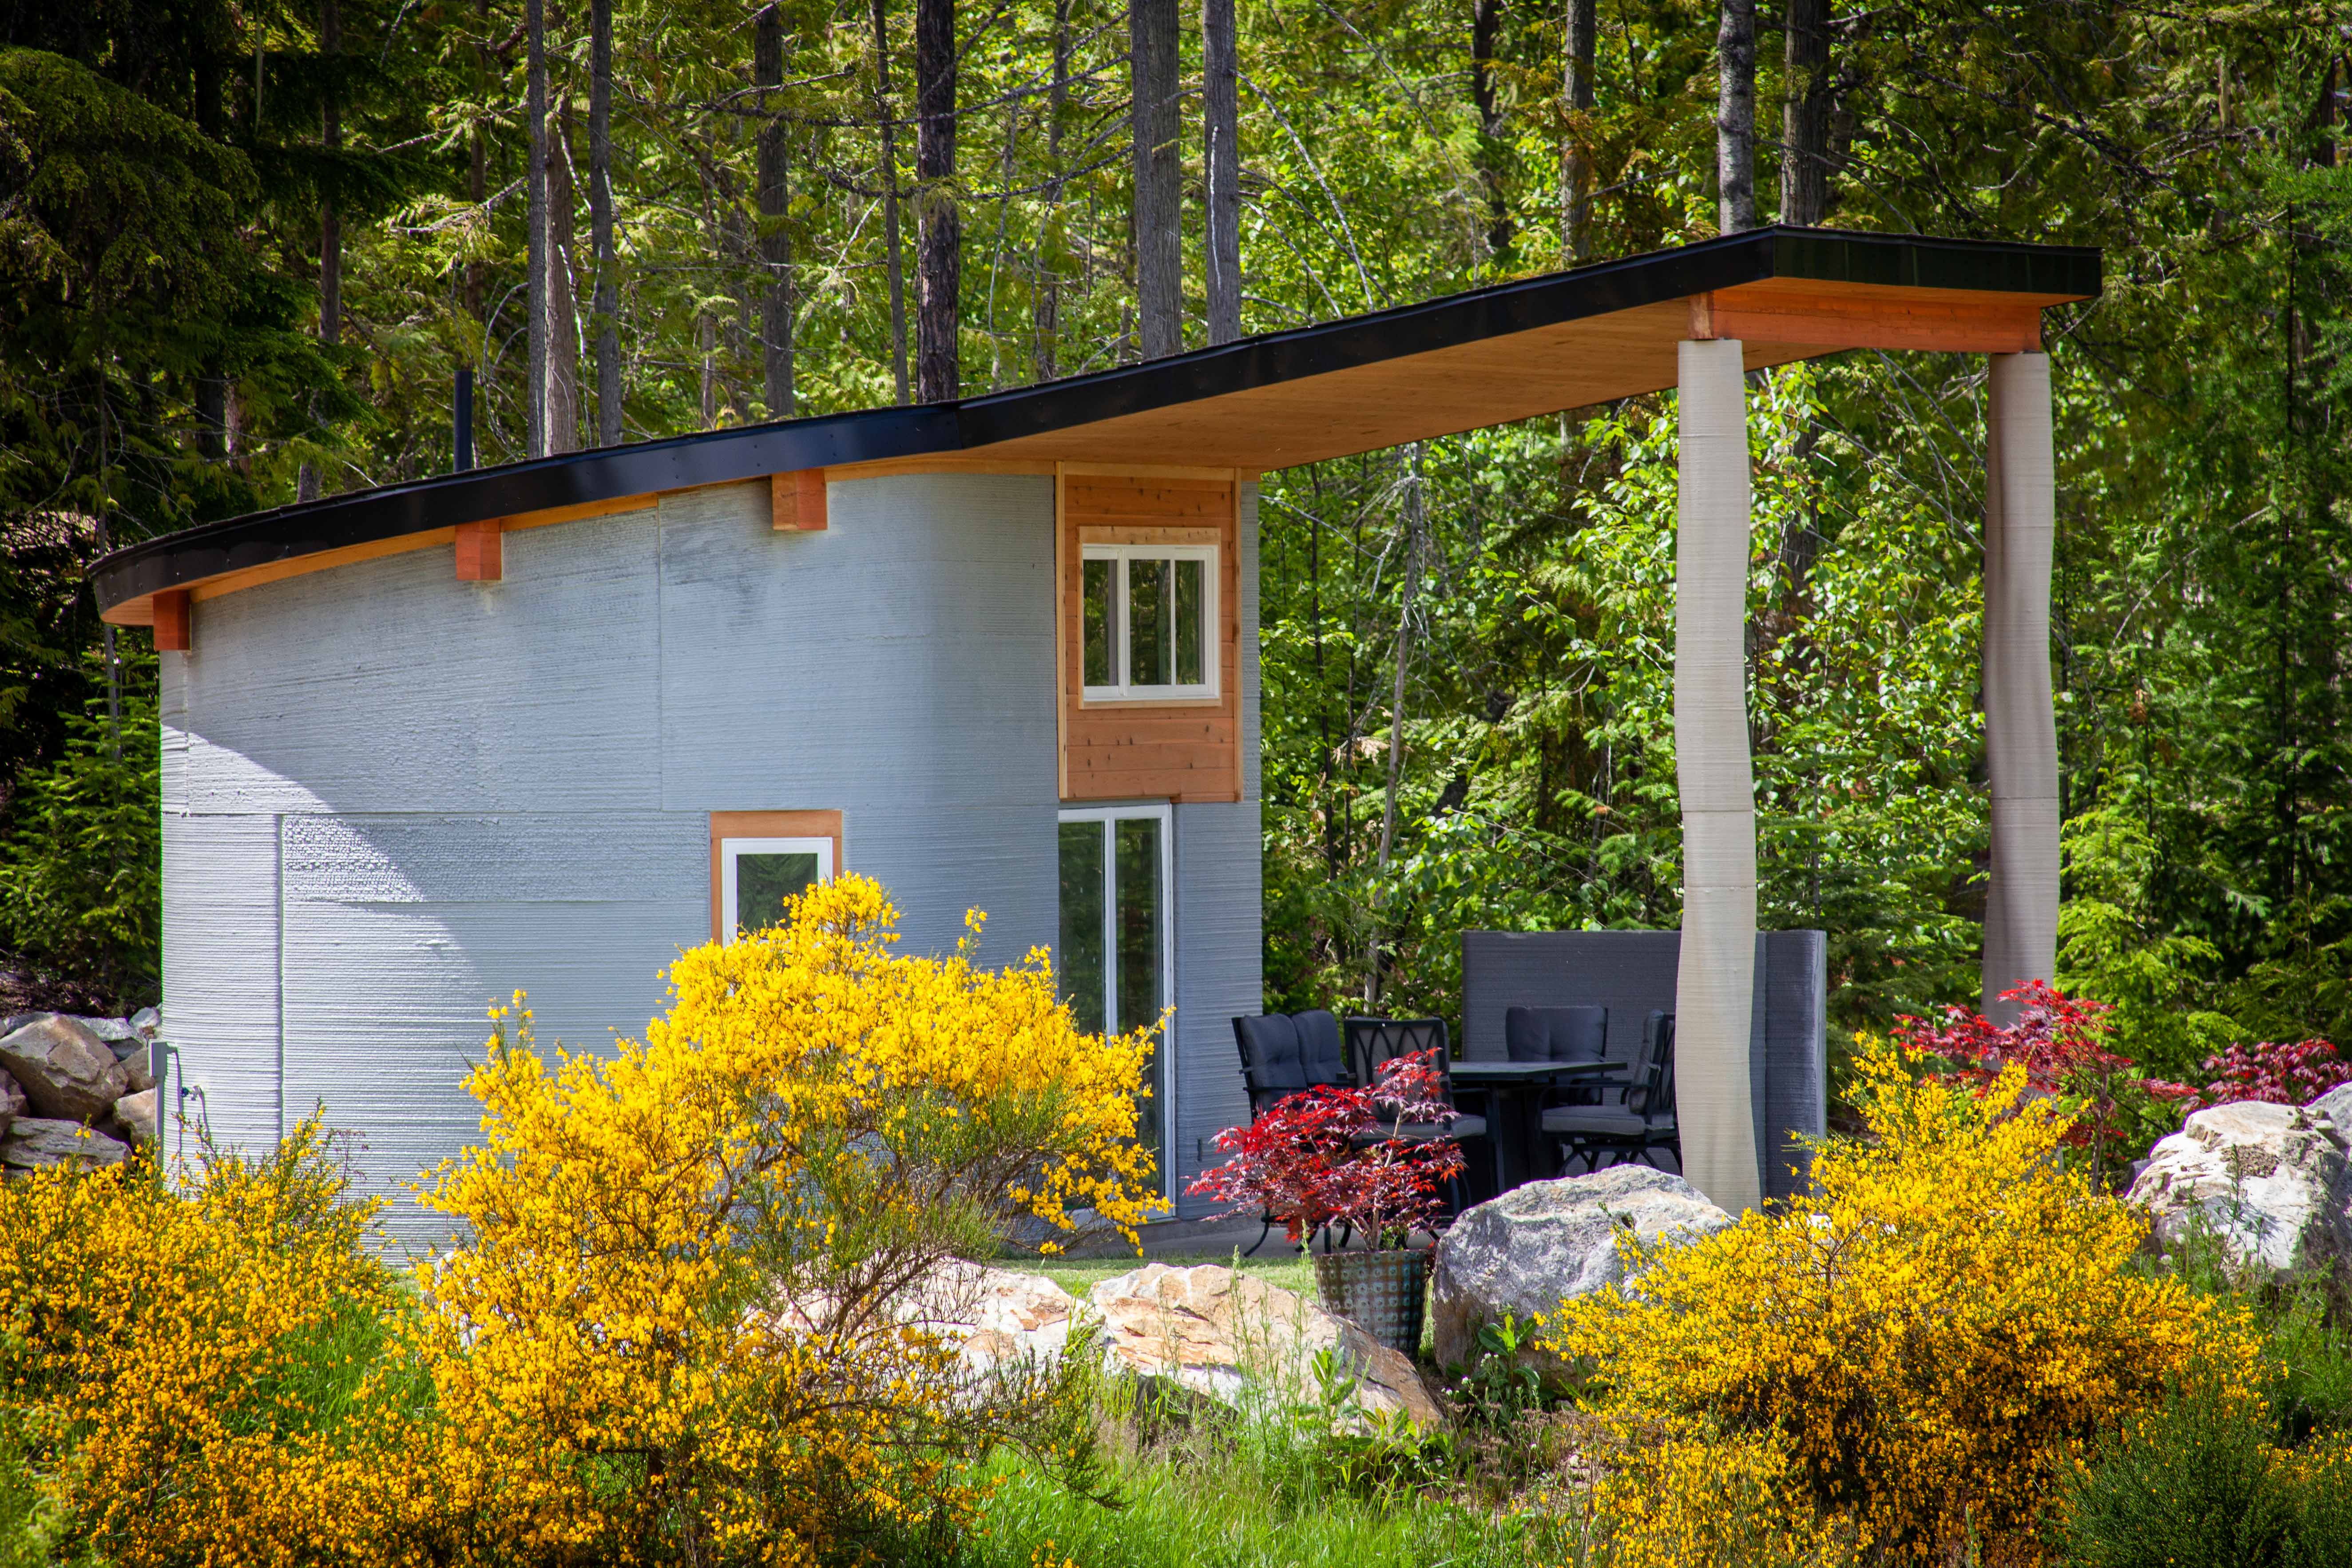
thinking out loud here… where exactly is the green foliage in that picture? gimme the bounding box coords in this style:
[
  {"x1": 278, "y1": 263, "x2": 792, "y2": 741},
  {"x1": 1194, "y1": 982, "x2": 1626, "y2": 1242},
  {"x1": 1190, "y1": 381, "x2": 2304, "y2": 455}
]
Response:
[{"x1": 0, "y1": 645, "x2": 159, "y2": 1003}]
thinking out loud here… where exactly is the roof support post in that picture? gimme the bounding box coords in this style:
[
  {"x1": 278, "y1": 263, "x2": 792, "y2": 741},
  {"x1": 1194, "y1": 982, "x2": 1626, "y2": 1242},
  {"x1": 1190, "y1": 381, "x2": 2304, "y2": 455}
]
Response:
[
  {"x1": 1674, "y1": 337, "x2": 1761, "y2": 1215},
  {"x1": 1982, "y1": 350, "x2": 2058, "y2": 1023}
]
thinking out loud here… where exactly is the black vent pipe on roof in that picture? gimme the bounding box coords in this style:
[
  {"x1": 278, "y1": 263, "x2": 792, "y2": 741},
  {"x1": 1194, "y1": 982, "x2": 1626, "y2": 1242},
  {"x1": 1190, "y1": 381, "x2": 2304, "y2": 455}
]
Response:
[{"x1": 454, "y1": 368, "x2": 476, "y2": 472}]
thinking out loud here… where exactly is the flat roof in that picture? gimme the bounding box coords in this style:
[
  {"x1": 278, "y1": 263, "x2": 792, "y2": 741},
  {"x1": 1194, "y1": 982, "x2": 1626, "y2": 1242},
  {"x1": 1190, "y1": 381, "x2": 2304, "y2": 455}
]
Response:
[{"x1": 94, "y1": 225, "x2": 2098, "y2": 621}]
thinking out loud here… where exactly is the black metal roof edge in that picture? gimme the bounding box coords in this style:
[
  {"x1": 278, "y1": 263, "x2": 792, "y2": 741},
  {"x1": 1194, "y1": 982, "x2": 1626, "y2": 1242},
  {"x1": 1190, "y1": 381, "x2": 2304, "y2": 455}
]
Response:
[{"x1": 92, "y1": 225, "x2": 2099, "y2": 613}]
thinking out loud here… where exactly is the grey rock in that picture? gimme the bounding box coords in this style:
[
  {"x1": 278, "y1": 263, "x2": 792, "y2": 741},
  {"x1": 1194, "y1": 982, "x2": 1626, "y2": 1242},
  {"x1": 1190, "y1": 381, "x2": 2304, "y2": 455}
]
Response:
[
  {"x1": 108, "y1": 1088, "x2": 160, "y2": 1146},
  {"x1": 0, "y1": 1070, "x2": 23, "y2": 1137},
  {"x1": 2307, "y1": 1084, "x2": 2352, "y2": 1148},
  {"x1": 122, "y1": 1049, "x2": 157, "y2": 1095},
  {"x1": 1, "y1": 1117, "x2": 129, "y2": 1172},
  {"x1": 0, "y1": 1013, "x2": 43, "y2": 1039},
  {"x1": 71, "y1": 1015, "x2": 141, "y2": 1048},
  {"x1": 130, "y1": 1006, "x2": 161, "y2": 1039},
  {"x1": 1431, "y1": 1167, "x2": 1734, "y2": 1372},
  {"x1": 2130, "y1": 1101, "x2": 2352, "y2": 1284},
  {"x1": 0, "y1": 1016, "x2": 129, "y2": 1123}
]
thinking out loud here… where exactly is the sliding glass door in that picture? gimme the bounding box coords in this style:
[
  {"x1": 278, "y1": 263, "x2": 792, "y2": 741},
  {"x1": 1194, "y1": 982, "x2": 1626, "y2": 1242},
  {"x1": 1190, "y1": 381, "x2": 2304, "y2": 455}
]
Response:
[{"x1": 1058, "y1": 805, "x2": 1172, "y2": 1189}]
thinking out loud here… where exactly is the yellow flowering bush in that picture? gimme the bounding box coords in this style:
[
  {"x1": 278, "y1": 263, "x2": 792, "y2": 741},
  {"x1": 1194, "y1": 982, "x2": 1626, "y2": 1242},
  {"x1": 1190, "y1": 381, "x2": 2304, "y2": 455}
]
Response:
[
  {"x1": 0, "y1": 1116, "x2": 417, "y2": 1568},
  {"x1": 1582, "y1": 1420, "x2": 1862, "y2": 1568},
  {"x1": 1550, "y1": 1036, "x2": 2261, "y2": 1563},
  {"x1": 403, "y1": 873, "x2": 1165, "y2": 1565}
]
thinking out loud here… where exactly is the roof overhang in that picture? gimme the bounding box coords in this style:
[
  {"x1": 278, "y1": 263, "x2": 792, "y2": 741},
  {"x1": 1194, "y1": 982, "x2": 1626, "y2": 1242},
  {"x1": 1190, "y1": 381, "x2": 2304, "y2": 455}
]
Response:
[{"x1": 94, "y1": 225, "x2": 2098, "y2": 624}]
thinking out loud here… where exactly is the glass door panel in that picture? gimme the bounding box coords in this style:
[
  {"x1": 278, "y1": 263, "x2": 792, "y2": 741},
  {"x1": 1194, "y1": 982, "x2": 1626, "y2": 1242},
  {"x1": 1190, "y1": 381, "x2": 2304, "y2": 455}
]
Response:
[{"x1": 1058, "y1": 807, "x2": 1171, "y2": 1190}]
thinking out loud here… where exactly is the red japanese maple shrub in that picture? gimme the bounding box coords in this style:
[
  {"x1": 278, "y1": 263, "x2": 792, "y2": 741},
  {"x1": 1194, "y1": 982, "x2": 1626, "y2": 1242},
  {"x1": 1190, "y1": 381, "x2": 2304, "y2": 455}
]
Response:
[
  {"x1": 1185, "y1": 1051, "x2": 1466, "y2": 1248},
  {"x1": 1894, "y1": 980, "x2": 2157, "y2": 1182},
  {"x1": 2146, "y1": 1037, "x2": 2352, "y2": 1117}
]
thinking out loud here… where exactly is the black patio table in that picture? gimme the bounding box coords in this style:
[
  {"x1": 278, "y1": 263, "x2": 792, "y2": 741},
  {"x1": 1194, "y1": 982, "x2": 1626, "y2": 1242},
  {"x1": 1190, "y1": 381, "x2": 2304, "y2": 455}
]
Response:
[{"x1": 1448, "y1": 1059, "x2": 1623, "y2": 1193}]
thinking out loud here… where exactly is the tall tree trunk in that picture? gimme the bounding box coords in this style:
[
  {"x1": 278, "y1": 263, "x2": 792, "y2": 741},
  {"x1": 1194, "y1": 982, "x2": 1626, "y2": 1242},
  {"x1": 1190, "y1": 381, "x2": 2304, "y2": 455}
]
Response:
[
  {"x1": 1130, "y1": 0, "x2": 1181, "y2": 360},
  {"x1": 1561, "y1": 0, "x2": 1595, "y2": 260},
  {"x1": 1716, "y1": 0, "x2": 1758, "y2": 232},
  {"x1": 547, "y1": 96, "x2": 582, "y2": 452},
  {"x1": 1471, "y1": 0, "x2": 1512, "y2": 266},
  {"x1": 301, "y1": 0, "x2": 341, "y2": 501},
  {"x1": 526, "y1": 0, "x2": 549, "y2": 455},
  {"x1": 754, "y1": 4, "x2": 793, "y2": 420},
  {"x1": 914, "y1": 0, "x2": 959, "y2": 401},
  {"x1": 467, "y1": 0, "x2": 491, "y2": 322},
  {"x1": 870, "y1": 0, "x2": 910, "y2": 403},
  {"x1": 591, "y1": 0, "x2": 620, "y2": 443},
  {"x1": 1035, "y1": 0, "x2": 1071, "y2": 379},
  {"x1": 1202, "y1": 0, "x2": 1241, "y2": 344},
  {"x1": 193, "y1": 56, "x2": 227, "y2": 461},
  {"x1": 1368, "y1": 453, "x2": 1426, "y2": 1009},
  {"x1": 1779, "y1": 0, "x2": 1831, "y2": 224}
]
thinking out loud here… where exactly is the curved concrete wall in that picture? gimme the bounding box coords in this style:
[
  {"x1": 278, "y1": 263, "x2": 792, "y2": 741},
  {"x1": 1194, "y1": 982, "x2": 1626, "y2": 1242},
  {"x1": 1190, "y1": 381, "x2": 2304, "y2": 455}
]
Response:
[
  {"x1": 160, "y1": 469, "x2": 1265, "y2": 1247},
  {"x1": 163, "y1": 473, "x2": 1067, "y2": 1246}
]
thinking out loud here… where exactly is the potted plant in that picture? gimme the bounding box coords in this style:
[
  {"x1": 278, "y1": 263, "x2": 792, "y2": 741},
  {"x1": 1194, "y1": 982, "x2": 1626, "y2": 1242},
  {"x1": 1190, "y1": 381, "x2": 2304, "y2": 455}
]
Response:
[{"x1": 1186, "y1": 1051, "x2": 1464, "y2": 1353}]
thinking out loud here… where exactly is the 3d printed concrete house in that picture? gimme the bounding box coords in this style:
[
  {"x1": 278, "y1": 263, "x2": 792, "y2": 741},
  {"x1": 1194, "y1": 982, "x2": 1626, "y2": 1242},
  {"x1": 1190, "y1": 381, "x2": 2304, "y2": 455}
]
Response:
[{"x1": 92, "y1": 227, "x2": 2098, "y2": 1242}]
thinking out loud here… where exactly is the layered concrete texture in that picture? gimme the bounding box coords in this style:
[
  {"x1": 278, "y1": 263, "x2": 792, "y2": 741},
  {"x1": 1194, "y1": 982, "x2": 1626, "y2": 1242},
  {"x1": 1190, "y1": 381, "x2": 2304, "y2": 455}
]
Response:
[
  {"x1": 1671, "y1": 337, "x2": 1761, "y2": 1216},
  {"x1": 1981, "y1": 351, "x2": 2059, "y2": 1022},
  {"x1": 159, "y1": 472, "x2": 1135, "y2": 1247}
]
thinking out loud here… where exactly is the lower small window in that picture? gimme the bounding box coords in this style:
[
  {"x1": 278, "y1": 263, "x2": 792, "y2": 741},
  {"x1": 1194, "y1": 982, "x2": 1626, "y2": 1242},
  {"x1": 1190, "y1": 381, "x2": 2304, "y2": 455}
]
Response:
[{"x1": 718, "y1": 836, "x2": 834, "y2": 943}]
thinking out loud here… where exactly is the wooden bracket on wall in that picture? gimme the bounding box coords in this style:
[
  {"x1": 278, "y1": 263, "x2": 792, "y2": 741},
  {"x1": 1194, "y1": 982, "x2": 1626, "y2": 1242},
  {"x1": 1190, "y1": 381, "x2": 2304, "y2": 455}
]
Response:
[
  {"x1": 455, "y1": 519, "x2": 504, "y2": 581},
  {"x1": 152, "y1": 589, "x2": 191, "y2": 651},
  {"x1": 771, "y1": 469, "x2": 828, "y2": 532}
]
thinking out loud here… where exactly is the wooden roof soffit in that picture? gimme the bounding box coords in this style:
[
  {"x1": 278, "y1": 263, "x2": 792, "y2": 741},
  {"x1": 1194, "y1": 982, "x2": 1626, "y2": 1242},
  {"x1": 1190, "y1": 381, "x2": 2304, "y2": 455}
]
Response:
[{"x1": 1689, "y1": 279, "x2": 2043, "y2": 355}]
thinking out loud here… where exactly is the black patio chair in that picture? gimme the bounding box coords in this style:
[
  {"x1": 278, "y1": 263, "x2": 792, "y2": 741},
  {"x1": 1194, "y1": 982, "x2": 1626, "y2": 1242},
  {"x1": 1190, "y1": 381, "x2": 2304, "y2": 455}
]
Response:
[
  {"x1": 1229, "y1": 1010, "x2": 1352, "y2": 1251},
  {"x1": 1540, "y1": 1010, "x2": 1678, "y2": 1175},
  {"x1": 1505, "y1": 1004, "x2": 1612, "y2": 1177},
  {"x1": 1342, "y1": 1016, "x2": 1489, "y2": 1223}
]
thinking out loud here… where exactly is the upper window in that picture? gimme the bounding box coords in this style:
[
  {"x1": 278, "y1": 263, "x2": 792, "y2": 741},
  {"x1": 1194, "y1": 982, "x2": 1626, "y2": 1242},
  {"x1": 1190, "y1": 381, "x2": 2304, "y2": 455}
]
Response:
[
  {"x1": 718, "y1": 836, "x2": 834, "y2": 943},
  {"x1": 1081, "y1": 543, "x2": 1218, "y2": 702}
]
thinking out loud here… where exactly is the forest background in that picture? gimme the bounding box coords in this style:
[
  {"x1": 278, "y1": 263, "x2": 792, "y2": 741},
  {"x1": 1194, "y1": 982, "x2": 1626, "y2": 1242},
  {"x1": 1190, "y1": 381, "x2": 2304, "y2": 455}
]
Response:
[{"x1": 1, "y1": 0, "x2": 2348, "y2": 1092}]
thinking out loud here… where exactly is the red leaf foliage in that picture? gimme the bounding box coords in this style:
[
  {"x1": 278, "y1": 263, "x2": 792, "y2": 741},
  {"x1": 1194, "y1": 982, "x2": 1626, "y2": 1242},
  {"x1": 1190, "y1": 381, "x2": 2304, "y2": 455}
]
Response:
[
  {"x1": 2145, "y1": 1037, "x2": 2352, "y2": 1116},
  {"x1": 1183, "y1": 1051, "x2": 1466, "y2": 1246},
  {"x1": 1892, "y1": 980, "x2": 2153, "y2": 1159}
]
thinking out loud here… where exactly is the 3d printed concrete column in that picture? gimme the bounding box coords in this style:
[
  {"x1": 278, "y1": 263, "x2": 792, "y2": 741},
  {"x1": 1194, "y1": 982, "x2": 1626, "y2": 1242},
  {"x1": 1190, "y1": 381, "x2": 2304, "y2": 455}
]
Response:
[
  {"x1": 1981, "y1": 351, "x2": 2059, "y2": 1025},
  {"x1": 1674, "y1": 337, "x2": 1762, "y2": 1216}
]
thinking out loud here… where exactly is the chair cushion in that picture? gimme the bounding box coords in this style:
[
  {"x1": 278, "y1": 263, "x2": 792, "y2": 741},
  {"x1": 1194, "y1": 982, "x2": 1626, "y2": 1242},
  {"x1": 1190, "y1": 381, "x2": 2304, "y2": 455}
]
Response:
[
  {"x1": 1541, "y1": 1106, "x2": 1655, "y2": 1138},
  {"x1": 1293, "y1": 1009, "x2": 1349, "y2": 1086}
]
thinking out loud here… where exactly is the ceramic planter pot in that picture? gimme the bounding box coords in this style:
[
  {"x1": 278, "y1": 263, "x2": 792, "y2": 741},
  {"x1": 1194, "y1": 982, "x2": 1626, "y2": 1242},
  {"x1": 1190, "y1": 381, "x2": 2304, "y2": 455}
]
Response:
[{"x1": 1312, "y1": 1246, "x2": 1430, "y2": 1355}]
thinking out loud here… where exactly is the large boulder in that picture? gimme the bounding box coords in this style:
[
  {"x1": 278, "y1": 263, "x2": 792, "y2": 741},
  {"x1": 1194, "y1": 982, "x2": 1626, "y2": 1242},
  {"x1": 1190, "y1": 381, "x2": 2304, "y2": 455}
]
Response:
[
  {"x1": 1430, "y1": 1167, "x2": 1734, "y2": 1371},
  {"x1": 1087, "y1": 1262, "x2": 1443, "y2": 1428},
  {"x1": 0, "y1": 1016, "x2": 129, "y2": 1124},
  {"x1": 900, "y1": 1261, "x2": 1080, "y2": 1372},
  {"x1": 108, "y1": 1088, "x2": 161, "y2": 1147},
  {"x1": 2, "y1": 1117, "x2": 129, "y2": 1174},
  {"x1": 2129, "y1": 1101, "x2": 2352, "y2": 1282}
]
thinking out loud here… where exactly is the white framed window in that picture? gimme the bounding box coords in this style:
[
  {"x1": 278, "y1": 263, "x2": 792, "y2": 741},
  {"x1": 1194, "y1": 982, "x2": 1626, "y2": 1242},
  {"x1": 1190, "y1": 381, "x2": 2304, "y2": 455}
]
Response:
[
  {"x1": 1080, "y1": 543, "x2": 1219, "y2": 702},
  {"x1": 1058, "y1": 803, "x2": 1175, "y2": 1194},
  {"x1": 718, "y1": 836, "x2": 834, "y2": 943}
]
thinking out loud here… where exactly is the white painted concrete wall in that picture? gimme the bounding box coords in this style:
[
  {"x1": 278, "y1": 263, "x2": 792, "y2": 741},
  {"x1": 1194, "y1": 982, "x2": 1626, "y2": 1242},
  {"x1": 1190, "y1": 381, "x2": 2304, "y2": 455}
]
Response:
[{"x1": 163, "y1": 474, "x2": 1073, "y2": 1247}]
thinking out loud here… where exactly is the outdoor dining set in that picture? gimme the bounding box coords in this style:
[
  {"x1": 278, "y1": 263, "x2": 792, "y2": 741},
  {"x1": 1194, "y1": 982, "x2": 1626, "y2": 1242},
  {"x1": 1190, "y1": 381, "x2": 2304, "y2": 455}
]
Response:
[{"x1": 1228, "y1": 1004, "x2": 1682, "y2": 1223}]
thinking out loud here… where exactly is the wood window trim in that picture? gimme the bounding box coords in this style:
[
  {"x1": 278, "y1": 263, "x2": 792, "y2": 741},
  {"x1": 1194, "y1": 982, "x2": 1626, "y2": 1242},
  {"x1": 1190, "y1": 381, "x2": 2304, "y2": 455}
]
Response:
[
  {"x1": 708, "y1": 810, "x2": 845, "y2": 943},
  {"x1": 1057, "y1": 469, "x2": 1245, "y2": 804}
]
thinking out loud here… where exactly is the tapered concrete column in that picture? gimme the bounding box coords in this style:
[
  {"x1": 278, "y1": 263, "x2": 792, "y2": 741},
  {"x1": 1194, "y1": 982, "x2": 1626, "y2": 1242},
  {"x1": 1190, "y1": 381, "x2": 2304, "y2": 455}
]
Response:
[
  {"x1": 1982, "y1": 351, "x2": 2058, "y2": 1025},
  {"x1": 1674, "y1": 338, "x2": 1762, "y2": 1216}
]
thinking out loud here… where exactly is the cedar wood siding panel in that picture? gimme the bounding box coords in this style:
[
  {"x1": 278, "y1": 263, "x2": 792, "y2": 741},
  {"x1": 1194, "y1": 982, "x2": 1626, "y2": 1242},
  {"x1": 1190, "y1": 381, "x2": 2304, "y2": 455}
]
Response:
[
  {"x1": 1169, "y1": 481, "x2": 1262, "y2": 1215},
  {"x1": 1059, "y1": 475, "x2": 1242, "y2": 802}
]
